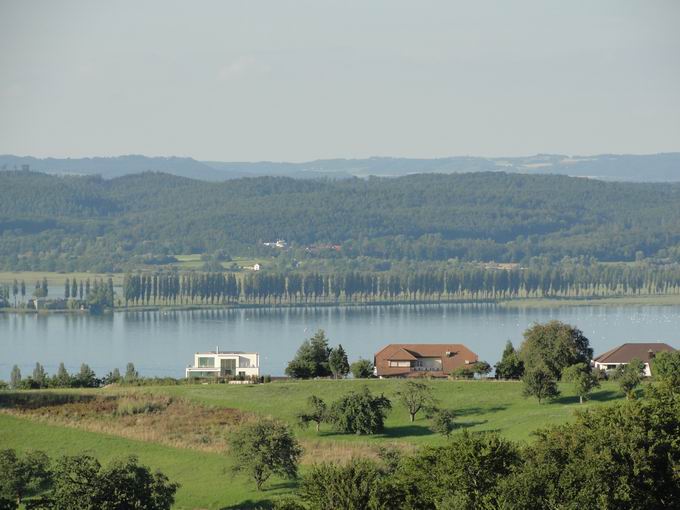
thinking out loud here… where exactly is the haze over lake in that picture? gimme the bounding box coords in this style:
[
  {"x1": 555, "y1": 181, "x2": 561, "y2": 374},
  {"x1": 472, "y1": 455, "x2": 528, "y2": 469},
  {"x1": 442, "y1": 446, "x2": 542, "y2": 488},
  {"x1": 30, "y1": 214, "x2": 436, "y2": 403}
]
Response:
[{"x1": 2, "y1": 304, "x2": 679, "y2": 380}]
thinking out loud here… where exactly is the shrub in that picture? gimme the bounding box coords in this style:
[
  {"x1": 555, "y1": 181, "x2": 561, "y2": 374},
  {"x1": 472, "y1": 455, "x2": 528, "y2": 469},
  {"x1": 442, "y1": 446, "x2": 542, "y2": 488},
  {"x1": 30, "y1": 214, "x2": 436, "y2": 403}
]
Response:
[
  {"x1": 430, "y1": 409, "x2": 456, "y2": 437},
  {"x1": 327, "y1": 387, "x2": 392, "y2": 435},
  {"x1": 115, "y1": 396, "x2": 170, "y2": 416}
]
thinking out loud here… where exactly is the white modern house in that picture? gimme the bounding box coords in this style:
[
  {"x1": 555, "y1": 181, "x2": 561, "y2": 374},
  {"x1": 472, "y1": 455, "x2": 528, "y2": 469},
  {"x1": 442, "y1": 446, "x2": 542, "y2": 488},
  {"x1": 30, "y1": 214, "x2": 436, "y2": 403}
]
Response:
[{"x1": 185, "y1": 350, "x2": 260, "y2": 379}]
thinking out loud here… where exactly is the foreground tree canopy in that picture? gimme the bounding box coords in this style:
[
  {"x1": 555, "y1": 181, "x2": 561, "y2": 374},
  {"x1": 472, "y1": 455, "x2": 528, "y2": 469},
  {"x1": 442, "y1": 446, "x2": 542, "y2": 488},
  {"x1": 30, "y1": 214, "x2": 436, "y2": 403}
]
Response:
[{"x1": 0, "y1": 452, "x2": 178, "y2": 509}]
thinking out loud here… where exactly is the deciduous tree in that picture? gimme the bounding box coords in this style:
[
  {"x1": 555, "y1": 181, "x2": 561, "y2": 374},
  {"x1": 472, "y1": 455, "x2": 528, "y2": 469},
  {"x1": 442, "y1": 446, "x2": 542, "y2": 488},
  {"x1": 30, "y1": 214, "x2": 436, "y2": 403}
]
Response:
[
  {"x1": 396, "y1": 381, "x2": 436, "y2": 422},
  {"x1": 520, "y1": 321, "x2": 593, "y2": 379},
  {"x1": 230, "y1": 419, "x2": 302, "y2": 490},
  {"x1": 522, "y1": 366, "x2": 560, "y2": 404},
  {"x1": 562, "y1": 362, "x2": 600, "y2": 404},
  {"x1": 297, "y1": 395, "x2": 327, "y2": 433}
]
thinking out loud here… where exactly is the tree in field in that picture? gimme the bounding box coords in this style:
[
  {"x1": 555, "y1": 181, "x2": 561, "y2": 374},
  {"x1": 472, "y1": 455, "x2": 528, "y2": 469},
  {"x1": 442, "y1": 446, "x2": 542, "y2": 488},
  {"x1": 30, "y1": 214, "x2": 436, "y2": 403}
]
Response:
[
  {"x1": 562, "y1": 363, "x2": 600, "y2": 404},
  {"x1": 652, "y1": 350, "x2": 680, "y2": 392},
  {"x1": 81, "y1": 280, "x2": 86, "y2": 300},
  {"x1": 519, "y1": 321, "x2": 593, "y2": 379},
  {"x1": 350, "y1": 358, "x2": 374, "y2": 379},
  {"x1": 328, "y1": 344, "x2": 350, "y2": 379},
  {"x1": 396, "y1": 381, "x2": 437, "y2": 422},
  {"x1": 297, "y1": 395, "x2": 327, "y2": 433},
  {"x1": 615, "y1": 359, "x2": 645, "y2": 400},
  {"x1": 285, "y1": 329, "x2": 332, "y2": 379},
  {"x1": 75, "y1": 363, "x2": 98, "y2": 388},
  {"x1": 32, "y1": 363, "x2": 47, "y2": 389},
  {"x1": 64, "y1": 278, "x2": 70, "y2": 299},
  {"x1": 430, "y1": 408, "x2": 456, "y2": 437},
  {"x1": 124, "y1": 362, "x2": 139, "y2": 382},
  {"x1": 9, "y1": 365, "x2": 21, "y2": 389},
  {"x1": 0, "y1": 449, "x2": 51, "y2": 506},
  {"x1": 53, "y1": 362, "x2": 71, "y2": 387},
  {"x1": 328, "y1": 387, "x2": 392, "y2": 435},
  {"x1": 72, "y1": 278, "x2": 78, "y2": 300},
  {"x1": 230, "y1": 419, "x2": 302, "y2": 490},
  {"x1": 41, "y1": 277, "x2": 48, "y2": 297},
  {"x1": 50, "y1": 454, "x2": 178, "y2": 509},
  {"x1": 522, "y1": 366, "x2": 560, "y2": 404},
  {"x1": 19, "y1": 281, "x2": 25, "y2": 302},
  {"x1": 494, "y1": 340, "x2": 524, "y2": 379}
]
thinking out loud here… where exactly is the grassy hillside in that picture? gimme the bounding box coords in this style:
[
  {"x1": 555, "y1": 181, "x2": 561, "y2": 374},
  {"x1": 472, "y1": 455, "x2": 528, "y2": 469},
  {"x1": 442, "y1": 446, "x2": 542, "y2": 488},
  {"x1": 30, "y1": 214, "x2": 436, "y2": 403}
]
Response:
[{"x1": 0, "y1": 380, "x2": 626, "y2": 509}]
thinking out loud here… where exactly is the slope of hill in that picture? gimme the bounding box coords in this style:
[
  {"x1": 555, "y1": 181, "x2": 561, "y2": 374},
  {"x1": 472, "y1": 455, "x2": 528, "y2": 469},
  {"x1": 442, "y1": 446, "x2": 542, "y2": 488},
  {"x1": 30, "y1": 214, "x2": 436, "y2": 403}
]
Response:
[
  {"x1": 2, "y1": 153, "x2": 679, "y2": 182},
  {"x1": 1, "y1": 170, "x2": 680, "y2": 272}
]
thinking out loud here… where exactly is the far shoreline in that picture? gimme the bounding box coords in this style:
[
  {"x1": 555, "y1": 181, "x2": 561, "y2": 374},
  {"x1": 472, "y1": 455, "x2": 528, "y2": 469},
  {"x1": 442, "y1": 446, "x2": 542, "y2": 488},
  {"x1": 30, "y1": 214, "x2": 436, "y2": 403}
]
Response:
[{"x1": 3, "y1": 293, "x2": 680, "y2": 315}]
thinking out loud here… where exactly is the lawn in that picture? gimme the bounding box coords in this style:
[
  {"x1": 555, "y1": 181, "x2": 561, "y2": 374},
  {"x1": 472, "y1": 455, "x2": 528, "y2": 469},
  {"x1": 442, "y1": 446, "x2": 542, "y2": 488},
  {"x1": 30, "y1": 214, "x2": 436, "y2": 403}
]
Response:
[
  {"x1": 157, "y1": 379, "x2": 624, "y2": 444},
  {"x1": 0, "y1": 379, "x2": 626, "y2": 508},
  {"x1": 0, "y1": 413, "x2": 287, "y2": 509}
]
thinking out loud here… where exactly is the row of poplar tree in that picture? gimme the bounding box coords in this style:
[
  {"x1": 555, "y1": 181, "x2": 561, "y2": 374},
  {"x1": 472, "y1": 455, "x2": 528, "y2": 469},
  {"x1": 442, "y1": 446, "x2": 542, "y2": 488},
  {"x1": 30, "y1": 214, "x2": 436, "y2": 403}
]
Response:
[{"x1": 121, "y1": 263, "x2": 680, "y2": 306}]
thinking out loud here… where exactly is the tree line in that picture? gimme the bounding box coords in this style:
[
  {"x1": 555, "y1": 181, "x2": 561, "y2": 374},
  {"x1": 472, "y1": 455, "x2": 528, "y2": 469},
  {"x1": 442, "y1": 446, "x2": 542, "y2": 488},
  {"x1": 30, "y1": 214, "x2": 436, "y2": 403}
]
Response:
[{"x1": 118, "y1": 263, "x2": 680, "y2": 307}]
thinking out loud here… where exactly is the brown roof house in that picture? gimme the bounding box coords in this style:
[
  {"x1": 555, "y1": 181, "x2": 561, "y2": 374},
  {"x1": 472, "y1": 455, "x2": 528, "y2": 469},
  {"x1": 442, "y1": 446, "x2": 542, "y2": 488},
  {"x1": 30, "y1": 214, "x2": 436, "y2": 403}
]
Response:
[
  {"x1": 593, "y1": 342, "x2": 676, "y2": 377},
  {"x1": 374, "y1": 343, "x2": 478, "y2": 378}
]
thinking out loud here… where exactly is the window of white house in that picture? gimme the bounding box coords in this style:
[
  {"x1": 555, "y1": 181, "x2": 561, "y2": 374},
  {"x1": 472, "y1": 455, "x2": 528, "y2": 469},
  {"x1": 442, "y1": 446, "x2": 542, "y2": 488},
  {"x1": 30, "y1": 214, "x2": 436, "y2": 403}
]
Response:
[{"x1": 198, "y1": 357, "x2": 215, "y2": 368}]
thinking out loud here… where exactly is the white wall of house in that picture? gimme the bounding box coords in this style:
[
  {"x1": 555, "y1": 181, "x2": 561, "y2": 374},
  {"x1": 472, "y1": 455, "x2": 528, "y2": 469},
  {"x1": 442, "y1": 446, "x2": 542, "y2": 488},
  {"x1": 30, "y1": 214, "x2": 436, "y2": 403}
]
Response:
[{"x1": 594, "y1": 360, "x2": 652, "y2": 377}]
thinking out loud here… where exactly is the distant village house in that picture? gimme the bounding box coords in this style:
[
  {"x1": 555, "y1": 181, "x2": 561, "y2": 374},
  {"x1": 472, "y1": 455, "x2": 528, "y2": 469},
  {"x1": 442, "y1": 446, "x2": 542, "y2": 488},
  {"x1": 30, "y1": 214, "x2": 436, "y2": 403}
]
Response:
[
  {"x1": 374, "y1": 343, "x2": 478, "y2": 378},
  {"x1": 593, "y1": 342, "x2": 676, "y2": 377}
]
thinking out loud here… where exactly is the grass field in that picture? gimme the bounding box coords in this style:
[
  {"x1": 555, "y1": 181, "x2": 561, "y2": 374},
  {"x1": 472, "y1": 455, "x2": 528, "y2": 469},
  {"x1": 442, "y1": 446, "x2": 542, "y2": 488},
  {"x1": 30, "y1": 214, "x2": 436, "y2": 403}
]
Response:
[
  {"x1": 0, "y1": 379, "x2": 626, "y2": 509},
  {"x1": 170, "y1": 255, "x2": 274, "y2": 271},
  {"x1": 157, "y1": 379, "x2": 624, "y2": 443},
  {"x1": 0, "y1": 413, "x2": 285, "y2": 509}
]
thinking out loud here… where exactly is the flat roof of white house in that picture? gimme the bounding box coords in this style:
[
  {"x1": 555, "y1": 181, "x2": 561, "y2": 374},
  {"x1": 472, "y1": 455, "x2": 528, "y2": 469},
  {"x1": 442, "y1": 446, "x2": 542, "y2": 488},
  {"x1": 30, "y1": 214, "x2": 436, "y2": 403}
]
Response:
[{"x1": 195, "y1": 351, "x2": 258, "y2": 355}]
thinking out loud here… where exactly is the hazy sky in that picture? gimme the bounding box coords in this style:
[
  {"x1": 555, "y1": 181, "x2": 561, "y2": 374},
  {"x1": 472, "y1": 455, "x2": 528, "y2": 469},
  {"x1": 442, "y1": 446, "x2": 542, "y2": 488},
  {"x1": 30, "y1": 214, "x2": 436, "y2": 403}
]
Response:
[{"x1": 1, "y1": 0, "x2": 678, "y2": 161}]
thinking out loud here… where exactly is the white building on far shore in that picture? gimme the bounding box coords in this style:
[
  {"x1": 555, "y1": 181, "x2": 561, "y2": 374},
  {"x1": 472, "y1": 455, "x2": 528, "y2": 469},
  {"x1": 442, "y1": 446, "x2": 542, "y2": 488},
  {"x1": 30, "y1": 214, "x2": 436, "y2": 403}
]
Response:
[{"x1": 185, "y1": 350, "x2": 259, "y2": 379}]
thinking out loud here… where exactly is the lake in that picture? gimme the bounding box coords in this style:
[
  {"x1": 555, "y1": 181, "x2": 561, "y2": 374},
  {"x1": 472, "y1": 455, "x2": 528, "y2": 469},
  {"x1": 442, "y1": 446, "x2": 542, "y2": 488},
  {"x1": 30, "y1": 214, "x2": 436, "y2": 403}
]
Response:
[{"x1": 1, "y1": 303, "x2": 679, "y2": 380}]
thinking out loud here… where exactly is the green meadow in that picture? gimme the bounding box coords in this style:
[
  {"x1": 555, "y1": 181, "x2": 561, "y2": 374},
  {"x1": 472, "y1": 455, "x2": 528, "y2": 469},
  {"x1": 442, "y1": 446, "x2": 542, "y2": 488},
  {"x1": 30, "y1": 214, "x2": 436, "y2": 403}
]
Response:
[{"x1": 0, "y1": 379, "x2": 626, "y2": 509}]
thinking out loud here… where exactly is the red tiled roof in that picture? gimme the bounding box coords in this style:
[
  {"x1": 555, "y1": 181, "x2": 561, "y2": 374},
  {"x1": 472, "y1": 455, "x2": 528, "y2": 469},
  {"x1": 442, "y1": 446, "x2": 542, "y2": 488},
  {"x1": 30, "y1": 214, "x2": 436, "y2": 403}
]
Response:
[
  {"x1": 594, "y1": 343, "x2": 676, "y2": 364},
  {"x1": 385, "y1": 348, "x2": 419, "y2": 361}
]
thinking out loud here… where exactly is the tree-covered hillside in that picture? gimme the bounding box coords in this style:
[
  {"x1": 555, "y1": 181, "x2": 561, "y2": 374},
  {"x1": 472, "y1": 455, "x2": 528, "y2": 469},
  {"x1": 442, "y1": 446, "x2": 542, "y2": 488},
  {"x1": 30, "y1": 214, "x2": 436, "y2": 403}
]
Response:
[{"x1": 2, "y1": 171, "x2": 680, "y2": 271}]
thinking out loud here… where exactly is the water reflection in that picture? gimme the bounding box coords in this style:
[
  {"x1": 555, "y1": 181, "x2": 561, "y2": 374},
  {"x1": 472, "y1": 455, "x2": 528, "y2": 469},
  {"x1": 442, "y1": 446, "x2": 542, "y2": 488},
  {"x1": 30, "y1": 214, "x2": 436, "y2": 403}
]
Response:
[{"x1": 1, "y1": 303, "x2": 679, "y2": 380}]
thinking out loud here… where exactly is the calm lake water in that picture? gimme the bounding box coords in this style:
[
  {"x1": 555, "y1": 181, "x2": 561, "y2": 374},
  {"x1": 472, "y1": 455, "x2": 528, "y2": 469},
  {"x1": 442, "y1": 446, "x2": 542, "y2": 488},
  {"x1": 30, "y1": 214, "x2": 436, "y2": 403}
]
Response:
[{"x1": 1, "y1": 304, "x2": 679, "y2": 380}]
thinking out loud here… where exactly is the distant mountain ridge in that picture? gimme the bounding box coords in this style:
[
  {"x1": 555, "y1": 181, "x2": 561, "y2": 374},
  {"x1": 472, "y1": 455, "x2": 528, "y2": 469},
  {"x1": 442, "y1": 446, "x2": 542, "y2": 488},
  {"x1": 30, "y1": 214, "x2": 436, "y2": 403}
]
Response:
[{"x1": 1, "y1": 153, "x2": 679, "y2": 182}]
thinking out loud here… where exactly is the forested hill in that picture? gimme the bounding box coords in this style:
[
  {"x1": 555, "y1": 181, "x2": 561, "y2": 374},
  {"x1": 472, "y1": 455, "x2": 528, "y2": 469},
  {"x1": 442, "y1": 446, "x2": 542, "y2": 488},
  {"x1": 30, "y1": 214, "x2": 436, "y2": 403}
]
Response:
[{"x1": 2, "y1": 170, "x2": 680, "y2": 272}]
